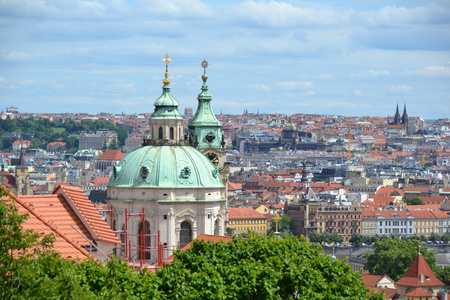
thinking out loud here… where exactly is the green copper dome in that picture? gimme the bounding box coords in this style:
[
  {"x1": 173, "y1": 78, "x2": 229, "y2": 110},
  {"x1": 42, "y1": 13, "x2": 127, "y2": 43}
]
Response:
[{"x1": 108, "y1": 145, "x2": 224, "y2": 189}]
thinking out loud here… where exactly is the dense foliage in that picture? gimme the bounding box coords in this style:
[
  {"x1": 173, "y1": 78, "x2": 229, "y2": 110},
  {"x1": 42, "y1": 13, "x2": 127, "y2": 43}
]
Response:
[
  {"x1": 365, "y1": 238, "x2": 437, "y2": 281},
  {"x1": 308, "y1": 231, "x2": 344, "y2": 244},
  {"x1": 158, "y1": 234, "x2": 382, "y2": 299},
  {"x1": 403, "y1": 197, "x2": 425, "y2": 205},
  {"x1": 0, "y1": 117, "x2": 129, "y2": 152},
  {"x1": 267, "y1": 214, "x2": 295, "y2": 235},
  {"x1": 1, "y1": 184, "x2": 383, "y2": 299}
]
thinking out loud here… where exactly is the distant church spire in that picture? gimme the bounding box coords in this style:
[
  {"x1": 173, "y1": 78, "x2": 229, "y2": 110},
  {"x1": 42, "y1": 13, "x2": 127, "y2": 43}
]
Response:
[
  {"x1": 393, "y1": 103, "x2": 401, "y2": 125},
  {"x1": 402, "y1": 103, "x2": 408, "y2": 125}
]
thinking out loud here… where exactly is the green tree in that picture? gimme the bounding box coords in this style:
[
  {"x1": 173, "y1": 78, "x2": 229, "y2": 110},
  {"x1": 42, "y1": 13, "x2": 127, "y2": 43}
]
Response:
[
  {"x1": 267, "y1": 214, "x2": 295, "y2": 235},
  {"x1": 365, "y1": 237, "x2": 436, "y2": 281},
  {"x1": 0, "y1": 185, "x2": 55, "y2": 298},
  {"x1": 349, "y1": 233, "x2": 365, "y2": 245},
  {"x1": 403, "y1": 197, "x2": 424, "y2": 205},
  {"x1": 157, "y1": 233, "x2": 383, "y2": 299}
]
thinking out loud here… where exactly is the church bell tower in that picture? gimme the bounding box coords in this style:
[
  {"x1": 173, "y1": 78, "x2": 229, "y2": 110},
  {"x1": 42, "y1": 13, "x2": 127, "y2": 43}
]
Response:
[{"x1": 187, "y1": 61, "x2": 229, "y2": 183}]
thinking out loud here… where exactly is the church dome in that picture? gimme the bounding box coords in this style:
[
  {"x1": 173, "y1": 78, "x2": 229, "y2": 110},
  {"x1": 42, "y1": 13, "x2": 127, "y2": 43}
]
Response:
[{"x1": 108, "y1": 145, "x2": 224, "y2": 189}]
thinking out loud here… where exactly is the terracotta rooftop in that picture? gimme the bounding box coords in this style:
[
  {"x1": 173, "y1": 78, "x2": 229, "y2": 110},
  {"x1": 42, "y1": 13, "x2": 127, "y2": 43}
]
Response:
[
  {"x1": 404, "y1": 287, "x2": 432, "y2": 297},
  {"x1": 53, "y1": 185, "x2": 120, "y2": 244},
  {"x1": 228, "y1": 207, "x2": 267, "y2": 219},
  {"x1": 91, "y1": 177, "x2": 110, "y2": 185},
  {"x1": 2, "y1": 187, "x2": 90, "y2": 259},
  {"x1": 20, "y1": 193, "x2": 93, "y2": 248},
  {"x1": 396, "y1": 254, "x2": 444, "y2": 287},
  {"x1": 97, "y1": 149, "x2": 125, "y2": 161}
]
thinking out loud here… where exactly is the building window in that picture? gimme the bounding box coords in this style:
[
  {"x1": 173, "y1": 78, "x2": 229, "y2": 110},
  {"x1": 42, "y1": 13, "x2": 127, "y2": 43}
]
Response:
[
  {"x1": 180, "y1": 221, "x2": 192, "y2": 248},
  {"x1": 159, "y1": 127, "x2": 163, "y2": 139},
  {"x1": 138, "y1": 221, "x2": 151, "y2": 260},
  {"x1": 170, "y1": 127, "x2": 174, "y2": 139}
]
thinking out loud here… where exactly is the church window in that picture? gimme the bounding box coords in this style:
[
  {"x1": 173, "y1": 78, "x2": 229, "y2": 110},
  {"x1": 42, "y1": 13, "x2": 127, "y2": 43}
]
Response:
[
  {"x1": 159, "y1": 127, "x2": 163, "y2": 139},
  {"x1": 180, "y1": 222, "x2": 192, "y2": 248},
  {"x1": 138, "y1": 221, "x2": 151, "y2": 260},
  {"x1": 170, "y1": 127, "x2": 174, "y2": 139}
]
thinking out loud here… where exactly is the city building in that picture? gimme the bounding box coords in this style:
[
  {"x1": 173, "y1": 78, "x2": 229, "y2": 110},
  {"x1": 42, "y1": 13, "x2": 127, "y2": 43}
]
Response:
[
  {"x1": 78, "y1": 130, "x2": 118, "y2": 150},
  {"x1": 227, "y1": 207, "x2": 268, "y2": 235}
]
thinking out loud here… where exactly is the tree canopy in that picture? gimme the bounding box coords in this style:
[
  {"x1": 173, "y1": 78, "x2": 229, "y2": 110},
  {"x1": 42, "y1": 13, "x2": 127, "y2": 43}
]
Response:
[
  {"x1": 267, "y1": 214, "x2": 295, "y2": 235},
  {"x1": 0, "y1": 117, "x2": 129, "y2": 152},
  {"x1": 403, "y1": 197, "x2": 425, "y2": 205},
  {"x1": 157, "y1": 234, "x2": 382, "y2": 299},
  {"x1": 365, "y1": 237, "x2": 436, "y2": 281}
]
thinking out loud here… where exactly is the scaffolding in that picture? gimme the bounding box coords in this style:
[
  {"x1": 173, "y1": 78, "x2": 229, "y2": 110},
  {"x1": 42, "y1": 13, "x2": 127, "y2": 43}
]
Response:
[{"x1": 100, "y1": 205, "x2": 176, "y2": 269}]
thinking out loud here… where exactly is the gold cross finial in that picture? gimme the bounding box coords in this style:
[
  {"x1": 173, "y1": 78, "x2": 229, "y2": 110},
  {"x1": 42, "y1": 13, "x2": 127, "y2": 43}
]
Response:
[
  {"x1": 273, "y1": 213, "x2": 282, "y2": 233},
  {"x1": 163, "y1": 54, "x2": 171, "y2": 84}
]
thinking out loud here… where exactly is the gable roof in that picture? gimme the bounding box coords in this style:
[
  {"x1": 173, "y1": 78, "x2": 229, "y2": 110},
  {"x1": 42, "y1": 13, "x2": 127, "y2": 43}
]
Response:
[
  {"x1": 1, "y1": 187, "x2": 90, "y2": 259},
  {"x1": 396, "y1": 254, "x2": 444, "y2": 287},
  {"x1": 53, "y1": 185, "x2": 120, "y2": 244},
  {"x1": 228, "y1": 207, "x2": 267, "y2": 219},
  {"x1": 97, "y1": 149, "x2": 125, "y2": 161},
  {"x1": 19, "y1": 193, "x2": 93, "y2": 248}
]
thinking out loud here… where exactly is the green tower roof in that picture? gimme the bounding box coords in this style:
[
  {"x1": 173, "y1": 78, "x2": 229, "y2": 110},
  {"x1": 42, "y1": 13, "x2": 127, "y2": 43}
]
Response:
[
  {"x1": 150, "y1": 55, "x2": 183, "y2": 120},
  {"x1": 188, "y1": 64, "x2": 221, "y2": 127}
]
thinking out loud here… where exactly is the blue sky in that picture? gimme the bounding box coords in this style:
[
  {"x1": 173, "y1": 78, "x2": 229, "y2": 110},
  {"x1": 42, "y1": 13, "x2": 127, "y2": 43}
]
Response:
[{"x1": 0, "y1": 0, "x2": 449, "y2": 119}]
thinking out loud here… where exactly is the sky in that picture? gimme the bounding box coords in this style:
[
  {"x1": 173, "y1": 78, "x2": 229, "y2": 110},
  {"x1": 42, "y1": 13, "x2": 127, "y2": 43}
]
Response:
[{"x1": 0, "y1": 0, "x2": 449, "y2": 119}]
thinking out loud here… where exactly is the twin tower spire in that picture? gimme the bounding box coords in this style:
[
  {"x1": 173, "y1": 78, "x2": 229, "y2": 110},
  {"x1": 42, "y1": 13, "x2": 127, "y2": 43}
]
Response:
[{"x1": 144, "y1": 54, "x2": 222, "y2": 150}]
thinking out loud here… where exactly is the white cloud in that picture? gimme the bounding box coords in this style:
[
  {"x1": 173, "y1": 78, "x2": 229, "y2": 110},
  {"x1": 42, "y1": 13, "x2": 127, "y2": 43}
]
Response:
[
  {"x1": 350, "y1": 70, "x2": 390, "y2": 78},
  {"x1": 248, "y1": 83, "x2": 270, "y2": 92},
  {"x1": 389, "y1": 84, "x2": 412, "y2": 94},
  {"x1": 276, "y1": 81, "x2": 313, "y2": 89},
  {"x1": 354, "y1": 90, "x2": 363, "y2": 96},
  {"x1": 139, "y1": 0, "x2": 214, "y2": 18},
  {"x1": 0, "y1": 76, "x2": 4, "y2": 82},
  {"x1": 20, "y1": 80, "x2": 37, "y2": 85},
  {"x1": 315, "y1": 73, "x2": 335, "y2": 80},
  {"x1": 407, "y1": 65, "x2": 450, "y2": 77},
  {"x1": 5, "y1": 51, "x2": 32, "y2": 62}
]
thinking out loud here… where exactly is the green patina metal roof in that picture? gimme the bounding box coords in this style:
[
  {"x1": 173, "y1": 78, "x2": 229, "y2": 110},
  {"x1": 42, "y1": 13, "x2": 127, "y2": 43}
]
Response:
[
  {"x1": 188, "y1": 75, "x2": 221, "y2": 127},
  {"x1": 150, "y1": 82, "x2": 183, "y2": 120},
  {"x1": 108, "y1": 145, "x2": 224, "y2": 189}
]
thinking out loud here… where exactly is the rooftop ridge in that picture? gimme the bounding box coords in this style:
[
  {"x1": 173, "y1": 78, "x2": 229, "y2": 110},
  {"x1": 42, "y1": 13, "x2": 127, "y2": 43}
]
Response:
[{"x1": 2, "y1": 187, "x2": 92, "y2": 259}]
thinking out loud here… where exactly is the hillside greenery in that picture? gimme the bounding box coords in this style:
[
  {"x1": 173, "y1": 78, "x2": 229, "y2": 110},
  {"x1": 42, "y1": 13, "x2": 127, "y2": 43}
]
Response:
[{"x1": 0, "y1": 117, "x2": 129, "y2": 152}]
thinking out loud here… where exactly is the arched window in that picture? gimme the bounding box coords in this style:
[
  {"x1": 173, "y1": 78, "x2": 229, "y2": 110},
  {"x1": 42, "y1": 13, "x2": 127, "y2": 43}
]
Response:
[
  {"x1": 159, "y1": 127, "x2": 163, "y2": 139},
  {"x1": 170, "y1": 127, "x2": 174, "y2": 139},
  {"x1": 214, "y1": 219, "x2": 220, "y2": 236},
  {"x1": 138, "y1": 221, "x2": 151, "y2": 260},
  {"x1": 180, "y1": 221, "x2": 192, "y2": 248}
]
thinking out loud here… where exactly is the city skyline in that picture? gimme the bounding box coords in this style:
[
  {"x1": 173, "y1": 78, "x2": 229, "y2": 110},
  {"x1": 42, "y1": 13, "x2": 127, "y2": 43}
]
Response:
[{"x1": 1, "y1": 0, "x2": 449, "y2": 119}]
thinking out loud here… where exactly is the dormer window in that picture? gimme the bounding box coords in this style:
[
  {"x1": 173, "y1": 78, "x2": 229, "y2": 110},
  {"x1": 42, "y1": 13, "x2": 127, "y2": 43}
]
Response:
[{"x1": 419, "y1": 274, "x2": 424, "y2": 282}]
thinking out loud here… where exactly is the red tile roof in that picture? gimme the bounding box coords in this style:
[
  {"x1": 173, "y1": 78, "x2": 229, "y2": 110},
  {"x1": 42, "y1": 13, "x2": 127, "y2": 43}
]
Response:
[
  {"x1": 97, "y1": 149, "x2": 125, "y2": 161},
  {"x1": 53, "y1": 186, "x2": 120, "y2": 244},
  {"x1": 228, "y1": 207, "x2": 267, "y2": 219},
  {"x1": 404, "y1": 287, "x2": 432, "y2": 297},
  {"x1": 20, "y1": 193, "x2": 93, "y2": 248},
  {"x1": 91, "y1": 177, "x2": 110, "y2": 185},
  {"x1": 0, "y1": 171, "x2": 15, "y2": 188},
  {"x1": 1, "y1": 187, "x2": 90, "y2": 259},
  {"x1": 396, "y1": 254, "x2": 444, "y2": 287},
  {"x1": 362, "y1": 274, "x2": 384, "y2": 288}
]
